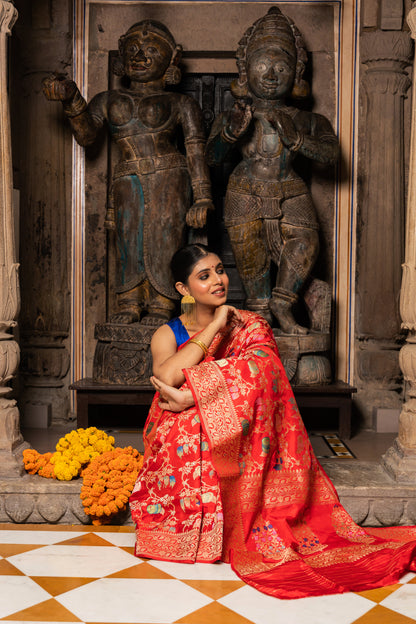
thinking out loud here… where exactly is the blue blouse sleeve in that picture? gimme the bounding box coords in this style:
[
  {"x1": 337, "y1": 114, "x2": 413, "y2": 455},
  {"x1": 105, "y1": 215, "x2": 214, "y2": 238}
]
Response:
[{"x1": 166, "y1": 317, "x2": 190, "y2": 348}]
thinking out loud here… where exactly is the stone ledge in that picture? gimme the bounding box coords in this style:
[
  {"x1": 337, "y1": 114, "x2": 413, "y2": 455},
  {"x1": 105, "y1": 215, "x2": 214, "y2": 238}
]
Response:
[
  {"x1": 0, "y1": 474, "x2": 132, "y2": 525},
  {"x1": 1, "y1": 462, "x2": 416, "y2": 528},
  {"x1": 322, "y1": 460, "x2": 416, "y2": 527}
]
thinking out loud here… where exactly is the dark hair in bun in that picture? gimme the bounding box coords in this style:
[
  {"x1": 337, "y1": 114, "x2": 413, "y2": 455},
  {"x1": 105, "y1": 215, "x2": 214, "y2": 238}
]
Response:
[{"x1": 170, "y1": 244, "x2": 214, "y2": 284}]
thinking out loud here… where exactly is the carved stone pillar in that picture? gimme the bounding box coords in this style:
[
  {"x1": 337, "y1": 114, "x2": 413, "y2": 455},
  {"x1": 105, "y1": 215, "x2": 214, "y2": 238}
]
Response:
[
  {"x1": 356, "y1": 31, "x2": 412, "y2": 424},
  {"x1": 14, "y1": 0, "x2": 72, "y2": 423},
  {"x1": 383, "y1": 5, "x2": 416, "y2": 483},
  {"x1": 0, "y1": 0, "x2": 27, "y2": 476}
]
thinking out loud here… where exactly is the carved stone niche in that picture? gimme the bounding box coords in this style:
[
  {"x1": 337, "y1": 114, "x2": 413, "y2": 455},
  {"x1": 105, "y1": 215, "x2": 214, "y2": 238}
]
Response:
[
  {"x1": 91, "y1": 63, "x2": 333, "y2": 386},
  {"x1": 20, "y1": 331, "x2": 70, "y2": 388}
]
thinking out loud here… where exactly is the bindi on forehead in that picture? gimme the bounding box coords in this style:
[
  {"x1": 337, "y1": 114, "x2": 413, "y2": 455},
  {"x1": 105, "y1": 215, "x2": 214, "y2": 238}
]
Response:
[{"x1": 196, "y1": 264, "x2": 218, "y2": 274}]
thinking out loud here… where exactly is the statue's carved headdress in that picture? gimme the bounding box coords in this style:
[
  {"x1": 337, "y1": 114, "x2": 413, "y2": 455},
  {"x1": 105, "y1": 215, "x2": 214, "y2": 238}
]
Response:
[
  {"x1": 232, "y1": 7, "x2": 309, "y2": 99},
  {"x1": 114, "y1": 19, "x2": 182, "y2": 85}
]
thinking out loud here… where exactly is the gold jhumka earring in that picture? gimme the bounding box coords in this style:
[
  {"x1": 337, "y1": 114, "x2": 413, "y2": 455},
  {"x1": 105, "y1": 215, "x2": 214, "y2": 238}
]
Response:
[{"x1": 181, "y1": 294, "x2": 196, "y2": 329}]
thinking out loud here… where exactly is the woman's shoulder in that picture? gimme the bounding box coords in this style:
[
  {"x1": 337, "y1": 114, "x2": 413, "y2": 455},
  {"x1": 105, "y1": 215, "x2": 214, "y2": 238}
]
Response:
[
  {"x1": 151, "y1": 317, "x2": 190, "y2": 350},
  {"x1": 151, "y1": 321, "x2": 176, "y2": 346}
]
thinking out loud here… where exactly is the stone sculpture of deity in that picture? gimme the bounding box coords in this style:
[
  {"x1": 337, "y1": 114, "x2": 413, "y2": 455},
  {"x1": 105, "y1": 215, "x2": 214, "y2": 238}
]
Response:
[
  {"x1": 43, "y1": 20, "x2": 213, "y2": 326},
  {"x1": 206, "y1": 7, "x2": 339, "y2": 334}
]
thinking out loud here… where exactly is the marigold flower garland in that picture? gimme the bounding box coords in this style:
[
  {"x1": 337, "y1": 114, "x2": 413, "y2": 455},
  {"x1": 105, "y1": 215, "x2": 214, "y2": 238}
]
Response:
[
  {"x1": 80, "y1": 446, "x2": 144, "y2": 525},
  {"x1": 51, "y1": 427, "x2": 115, "y2": 480},
  {"x1": 22, "y1": 427, "x2": 115, "y2": 481},
  {"x1": 22, "y1": 428, "x2": 144, "y2": 525},
  {"x1": 22, "y1": 449, "x2": 56, "y2": 479}
]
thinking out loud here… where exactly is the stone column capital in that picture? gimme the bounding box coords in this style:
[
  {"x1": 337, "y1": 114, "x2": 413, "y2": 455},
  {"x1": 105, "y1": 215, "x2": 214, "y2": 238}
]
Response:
[
  {"x1": 361, "y1": 31, "x2": 413, "y2": 65},
  {"x1": 361, "y1": 31, "x2": 413, "y2": 96},
  {"x1": 0, "y1": 1, "x2": 17, "y2": 36}
]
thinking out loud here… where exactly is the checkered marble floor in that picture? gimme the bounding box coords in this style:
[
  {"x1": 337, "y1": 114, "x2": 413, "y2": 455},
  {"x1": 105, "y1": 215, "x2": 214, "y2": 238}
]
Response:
[{"x1": 1, "y1": 524, "x2": 416, "y2": 624}]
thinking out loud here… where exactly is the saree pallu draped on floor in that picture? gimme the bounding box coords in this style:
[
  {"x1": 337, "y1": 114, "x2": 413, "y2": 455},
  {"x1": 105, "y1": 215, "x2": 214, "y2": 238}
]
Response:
[{"x1": 130, "y1": 311, "x2": 416, "y2": 598}]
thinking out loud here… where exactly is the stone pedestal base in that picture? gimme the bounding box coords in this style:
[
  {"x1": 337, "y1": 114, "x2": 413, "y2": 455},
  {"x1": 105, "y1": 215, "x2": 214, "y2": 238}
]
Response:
[
  {"x1": 0, "y1": 399, "x2": 30, "y2": 477},
  {"x1": 381, "y1": 438, "x2": 416, "y2": 484},
  {"x1": 275, "y1": 331, "x2": 331, "y2": 385},
  {"x1": 93, "y1": 322, "x2": 331, "y2": 386},
  {"x1": 0, "y1": 442, "x2": 30, "y2": 478},
  {"x1": 93, "y1": 322, "x2": 158, "y2": 385}
]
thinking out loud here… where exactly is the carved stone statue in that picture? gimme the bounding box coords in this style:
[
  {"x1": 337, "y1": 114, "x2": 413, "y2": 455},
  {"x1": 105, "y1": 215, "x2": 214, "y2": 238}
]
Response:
[
  {"x1": 43, "y1": 19, "x2": 213, "y2": 326},
  {"x1": 206, "y1": 7, "x2": 339, "y2": 335}
]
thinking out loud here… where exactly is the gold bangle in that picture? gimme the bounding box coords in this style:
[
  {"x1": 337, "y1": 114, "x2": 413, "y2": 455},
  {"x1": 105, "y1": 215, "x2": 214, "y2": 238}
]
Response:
[{"x1": 189, "y1": 338, "x2": 209, "y2": 357}]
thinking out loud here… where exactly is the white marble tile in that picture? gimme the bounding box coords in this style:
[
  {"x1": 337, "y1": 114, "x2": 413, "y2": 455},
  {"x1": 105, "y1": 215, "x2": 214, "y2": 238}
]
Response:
[
  {"x1": 219, "y1": 585, "x2": 375, "y2": 624},
  {"x1": 148, "y1": 559, "x2": 241, "y2": 580},
  {"x1": 1, "y1": 622, "x2": 84, "y2": 624},
  {"x1": 0, "y1": 530, "x2": 84, "y2": 544},
  {"x1": 0, "y1": 576, "x2": 51, "y2": 619},
  {"x1": 380, "y1": 582, "x2": 416, "y2": 619},
  {"x1": 7, "y1": 545, "x2": 138, "y2": 578},
  {"x1": 95, "y1": 531, "x2": 136, "y2": 547},
  {"x1": 57, "y1": 578, "x2": 212, "y2": 623},
  {"x1": 398, "y1": 571, "x2": 416, "y2": 583}
]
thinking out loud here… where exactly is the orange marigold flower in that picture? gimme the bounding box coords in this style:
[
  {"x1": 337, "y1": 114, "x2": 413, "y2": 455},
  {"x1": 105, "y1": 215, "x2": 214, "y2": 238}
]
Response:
[{"x1": 80, "y1": 446, "x2": 143, "y2": 525}]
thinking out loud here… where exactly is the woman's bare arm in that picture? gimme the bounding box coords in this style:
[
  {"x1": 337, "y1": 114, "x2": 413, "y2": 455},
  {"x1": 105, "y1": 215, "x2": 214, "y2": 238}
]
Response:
[{"x1": 151, "y1": 306, "x2": 243, "y2": 387}]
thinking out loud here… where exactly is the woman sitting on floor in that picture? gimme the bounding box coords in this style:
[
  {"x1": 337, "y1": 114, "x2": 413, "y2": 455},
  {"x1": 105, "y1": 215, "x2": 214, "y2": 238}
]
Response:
[{"x1": 129, "y1": 244, "x2": 416, "y2": 599}]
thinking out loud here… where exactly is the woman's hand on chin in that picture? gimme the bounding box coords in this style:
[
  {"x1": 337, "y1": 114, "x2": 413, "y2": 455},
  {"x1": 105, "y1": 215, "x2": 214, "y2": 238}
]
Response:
[
  {"x1": 213, "y1": 305, "x2": 243, "y2": 330},
  {"x1": 150, "y1": 376, "x2": 195, "y2": 412}
]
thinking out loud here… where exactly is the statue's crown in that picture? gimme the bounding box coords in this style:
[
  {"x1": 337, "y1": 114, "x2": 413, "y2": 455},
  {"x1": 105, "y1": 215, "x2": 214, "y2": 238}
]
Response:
[
  {"x1": 119, "y1": 20, "x2": 176, "y2": 53},
  {"x1": 246, "y1": 7, "x2": 296, "y2": 58}
]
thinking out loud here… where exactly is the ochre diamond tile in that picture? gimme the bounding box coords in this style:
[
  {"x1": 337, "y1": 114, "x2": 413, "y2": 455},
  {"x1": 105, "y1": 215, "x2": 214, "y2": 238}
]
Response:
[
  {"x1": 3, "y1": 597, "x2": 82, "y2": 622},
  {"x1": 174, "y1": 600, "x2": 255, "y2": 624},
  {"x1": 352, "y1": 603, "x2": 416, "y2": 624},
  {"x1": 120, "y1": 546, "x2": 136, "y2": 555},
  {"x1": 357, "y1": 584, "x2": 402, "y2": 603},
  {"x1": 32, "y1": 576, "x2": 96, "y2": 596},
  {"x1": 108, "y1": 561, "x2": 176, "y2": 579},
  {"x1": 182, "y1": 579, "x2": 246, "y2": 600},
  {"x1": 57, "y1": 533, "x2": 116, "y2": 547},
  {"x1": 0, "y1": 559, "x2": 25, "y2": 575},
  {"x1": 0, "y1": 544, "x2": 44, "y2": 557}
]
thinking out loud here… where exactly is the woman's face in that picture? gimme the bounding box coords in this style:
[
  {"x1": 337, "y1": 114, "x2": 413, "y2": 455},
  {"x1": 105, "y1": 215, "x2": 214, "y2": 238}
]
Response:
[{"x1": 180, "y1": 253, "x2": 229, "y2": 307}]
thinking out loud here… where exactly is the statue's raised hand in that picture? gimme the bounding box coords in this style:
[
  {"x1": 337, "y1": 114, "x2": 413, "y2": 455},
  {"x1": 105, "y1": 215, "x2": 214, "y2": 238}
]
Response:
[
  {"x1": 42, "y1": 74, "x2": 78, "y2": 102},
  {"x1": 269, "y1": 110, "x2": 303, "y2": 151},
  {"x1": 226, "y1": 99, "x2": 253, "y2": 140},
  {"x1": 186, "y1": 198, "x2": 214, "y2": 229}
]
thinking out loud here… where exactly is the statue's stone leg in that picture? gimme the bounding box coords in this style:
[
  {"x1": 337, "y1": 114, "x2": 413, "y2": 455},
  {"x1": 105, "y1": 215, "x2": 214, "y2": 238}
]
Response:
[
  {"x1": 226, "y1": 220, "x2": 272, "y2": 323},
  {"x1": 142, "y1": 282, "x2": 175, "y2": 326},
  {"x1": 266, "y1": 216, "x2": 319, "y2": 335},
  {"x1": 111, "y1": 286, "x2": 141, "y2": 324}
]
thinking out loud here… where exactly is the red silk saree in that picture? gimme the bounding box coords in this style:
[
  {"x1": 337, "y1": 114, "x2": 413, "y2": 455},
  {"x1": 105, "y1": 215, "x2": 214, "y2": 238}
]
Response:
[{"x1": 130, "y1": 310, "x2": 416, "y2": 598}]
